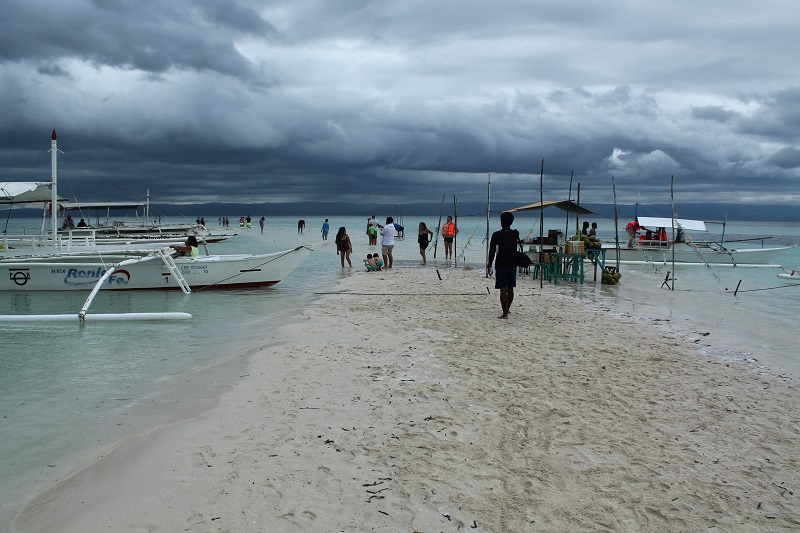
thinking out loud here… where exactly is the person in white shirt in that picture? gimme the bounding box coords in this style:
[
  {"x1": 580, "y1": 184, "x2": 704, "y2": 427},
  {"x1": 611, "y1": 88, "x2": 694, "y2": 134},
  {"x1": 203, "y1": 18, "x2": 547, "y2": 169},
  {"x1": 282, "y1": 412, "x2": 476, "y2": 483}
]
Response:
[{"x1": 378, "y1": 216, "x2": 397, "y2": 269}]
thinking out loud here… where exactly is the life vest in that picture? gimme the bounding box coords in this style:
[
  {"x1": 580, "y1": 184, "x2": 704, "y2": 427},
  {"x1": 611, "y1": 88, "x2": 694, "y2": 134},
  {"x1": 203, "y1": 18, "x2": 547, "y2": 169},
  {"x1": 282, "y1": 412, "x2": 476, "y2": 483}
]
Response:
[
  {"x1": 658, "y1": 228, "x2": 668, "y2": 241},
  {"x1": 443, "y1": 221, "x2": 455, "y2": 237}
]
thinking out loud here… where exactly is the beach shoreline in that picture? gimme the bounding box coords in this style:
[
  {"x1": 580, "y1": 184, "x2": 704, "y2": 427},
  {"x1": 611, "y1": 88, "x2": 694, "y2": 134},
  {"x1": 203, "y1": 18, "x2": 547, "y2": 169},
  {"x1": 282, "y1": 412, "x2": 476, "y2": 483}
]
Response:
[{"x1": 14, "y1": 265, "x2": 800, "y2": 532}]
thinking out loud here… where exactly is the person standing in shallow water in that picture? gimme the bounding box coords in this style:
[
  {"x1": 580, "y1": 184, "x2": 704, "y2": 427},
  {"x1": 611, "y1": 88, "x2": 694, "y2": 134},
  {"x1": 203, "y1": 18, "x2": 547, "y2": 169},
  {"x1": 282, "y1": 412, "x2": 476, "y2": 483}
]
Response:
[
  {"x1": 321, "y1": 219, "x2": 330, "y2": 240},
  {"x1": 418, "y1": 222, "x2": 433, "y2": 265},
  {"x1": 442, "y1": 215, "x2": 458, "y2": 260},
  {"x1": 334, "y1": 227, "x2": 352, "y2": 267},
  {"x1": 487, "y1": 211, "x2": 520, "y2": 319},
  {"x1": 377, "y1": 217, "x2": 397, "y2": 269}
]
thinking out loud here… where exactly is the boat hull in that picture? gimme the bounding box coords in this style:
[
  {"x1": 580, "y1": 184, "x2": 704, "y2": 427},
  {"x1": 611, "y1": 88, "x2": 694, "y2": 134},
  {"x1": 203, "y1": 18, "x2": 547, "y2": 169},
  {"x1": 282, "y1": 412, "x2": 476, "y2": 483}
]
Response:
[
  {"x1": 0, "y1": 247, "x2": 312, "y2": 291},
  {"x1": 603, "y1": 244, "x2": 793, "y2": 266}
]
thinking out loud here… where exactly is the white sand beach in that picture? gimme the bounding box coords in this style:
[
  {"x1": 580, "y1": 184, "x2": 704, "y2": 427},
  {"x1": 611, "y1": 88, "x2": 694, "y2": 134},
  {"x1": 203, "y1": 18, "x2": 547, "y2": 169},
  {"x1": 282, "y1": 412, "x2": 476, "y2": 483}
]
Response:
[{"x1": 14, "y1": 266, "x2": 800, "y2": 532}]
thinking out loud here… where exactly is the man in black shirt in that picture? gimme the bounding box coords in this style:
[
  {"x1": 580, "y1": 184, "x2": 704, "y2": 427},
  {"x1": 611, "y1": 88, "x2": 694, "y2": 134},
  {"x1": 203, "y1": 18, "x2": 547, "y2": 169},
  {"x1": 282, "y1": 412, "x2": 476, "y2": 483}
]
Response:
[{"x1": 487, "y1": 211, "x2": 520, "y2": 319}]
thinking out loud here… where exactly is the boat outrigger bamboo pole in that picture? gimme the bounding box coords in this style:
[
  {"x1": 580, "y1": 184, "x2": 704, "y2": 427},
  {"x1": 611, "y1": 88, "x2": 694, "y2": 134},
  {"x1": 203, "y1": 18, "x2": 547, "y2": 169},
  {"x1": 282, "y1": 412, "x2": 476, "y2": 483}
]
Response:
[
  {"x1": 79, "y1": 252, "x2": 191, "y2": 321},
  {"x1": 485, "y1": 174, "x2": 491, "y2": 278}
]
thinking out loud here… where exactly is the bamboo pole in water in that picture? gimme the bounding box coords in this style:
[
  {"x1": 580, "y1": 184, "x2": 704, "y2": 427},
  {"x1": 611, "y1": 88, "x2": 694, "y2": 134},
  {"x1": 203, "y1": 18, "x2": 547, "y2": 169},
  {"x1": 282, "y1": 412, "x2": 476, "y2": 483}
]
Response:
[
  {"x1": 612, "y1": 175, "x2": 620, "y2": 271},
  {"x1": 453, "y1": 195, "x2": 458, "y2": 266},
  {"x1": 670, "y1": 175, "x2": 675, "y2": 290},
  {"x1": 485, "y1": 174, "x2": 491, "y2": 277},
  {"x1": 433, "y1": 194, "x2": 445, "y2": 258},
  {"x1": 539, "y1": 159, "x2": 544, "y2": 289},
  {"x1": 565, "y1": 170, "x2": 573, "y2": 239}
]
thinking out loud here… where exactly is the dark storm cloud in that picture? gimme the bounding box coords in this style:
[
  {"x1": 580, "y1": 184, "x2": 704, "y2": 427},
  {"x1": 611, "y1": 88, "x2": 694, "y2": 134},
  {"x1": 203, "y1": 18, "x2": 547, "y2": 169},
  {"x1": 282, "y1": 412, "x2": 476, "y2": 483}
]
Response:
[
  {"x1": 0, "y1": 0, "x2": 275, "y2": 79},
  {"x1": 0, "y1": 0, "x2": 798, "y2": 210}
]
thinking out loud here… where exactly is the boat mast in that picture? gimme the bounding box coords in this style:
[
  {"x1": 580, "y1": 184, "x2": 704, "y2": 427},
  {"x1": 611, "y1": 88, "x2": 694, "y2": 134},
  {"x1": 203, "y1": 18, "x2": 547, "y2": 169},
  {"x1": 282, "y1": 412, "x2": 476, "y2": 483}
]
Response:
[{"x1": 50, "y1": 130, "x2": 58, "y2": 245}]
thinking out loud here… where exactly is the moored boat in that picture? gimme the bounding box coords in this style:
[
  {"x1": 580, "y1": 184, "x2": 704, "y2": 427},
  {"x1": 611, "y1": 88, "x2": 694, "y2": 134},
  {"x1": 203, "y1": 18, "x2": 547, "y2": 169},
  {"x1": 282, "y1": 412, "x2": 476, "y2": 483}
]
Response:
[
  {"x1": 604, "y1": 216, "x2": 793, "y2": 266},
  {"x1": 0, "y1": 131, "x2": 315, "y2": 322},
  {"x1": 0, "y1": 245, "x2": 313, "y2": 291}
]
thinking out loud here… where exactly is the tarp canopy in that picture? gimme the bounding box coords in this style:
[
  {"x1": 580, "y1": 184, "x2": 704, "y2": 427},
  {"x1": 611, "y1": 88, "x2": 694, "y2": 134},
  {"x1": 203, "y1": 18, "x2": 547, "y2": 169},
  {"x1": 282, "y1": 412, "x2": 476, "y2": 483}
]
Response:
[
  {"x1": 0, "y1": 182, "x2": 60, "y2": 204},
  {"x1": 637, "y1": 216, "x2": 706, "y2": 232},
  {"x1": 505, "y1": 199, "x2": 595, "y2": 216}
]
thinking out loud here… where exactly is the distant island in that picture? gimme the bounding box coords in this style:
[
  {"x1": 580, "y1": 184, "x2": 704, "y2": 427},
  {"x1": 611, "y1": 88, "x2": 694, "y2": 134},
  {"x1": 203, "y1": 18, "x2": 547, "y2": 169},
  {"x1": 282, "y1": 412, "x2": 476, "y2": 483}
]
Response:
[{"x1": 8, "y1": 201, "x2": 797, "y2": 222}]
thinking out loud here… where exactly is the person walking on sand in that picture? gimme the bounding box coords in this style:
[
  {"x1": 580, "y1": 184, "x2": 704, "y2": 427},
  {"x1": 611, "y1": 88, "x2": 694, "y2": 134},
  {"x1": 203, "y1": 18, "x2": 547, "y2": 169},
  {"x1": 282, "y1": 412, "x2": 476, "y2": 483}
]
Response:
[
  {"x1": 378, "y1": 216, "x2": 397, "y2": 269},
  {"x1": 442, "y1": 215, "x2": 458, "y2": 260},
  {"x1": 418, "y1": 222, "x2": 433, "y2": 265},
  {"x1": 335, "y1": 227, "x2": 353, "y2": 267},
  {"x1": 321, "y1": 219, "x2": 330, "y2": 240},
  {"x1": 488, "y1": 211, "x2": 520, "y2": 319}
]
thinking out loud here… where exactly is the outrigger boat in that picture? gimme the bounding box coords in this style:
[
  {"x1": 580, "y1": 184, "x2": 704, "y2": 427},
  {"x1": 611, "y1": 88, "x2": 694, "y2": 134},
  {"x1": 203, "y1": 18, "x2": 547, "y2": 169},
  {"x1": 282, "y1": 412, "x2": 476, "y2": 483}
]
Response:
[
  {"x1": 604, "y1": 216, "x2": 793, "y2": 266},
  {"x1": 778, "y1": 268, "x2": 800, "y2": 280},
  {"x1": 0, "y1": 245, "x2": 312, "y2": 292},
  {"x1": 57, "y1": 197, "x2": 237, "y2": 244},
  {"x1": 0, "y1": 131, "x2": 313, "y2": 321}
]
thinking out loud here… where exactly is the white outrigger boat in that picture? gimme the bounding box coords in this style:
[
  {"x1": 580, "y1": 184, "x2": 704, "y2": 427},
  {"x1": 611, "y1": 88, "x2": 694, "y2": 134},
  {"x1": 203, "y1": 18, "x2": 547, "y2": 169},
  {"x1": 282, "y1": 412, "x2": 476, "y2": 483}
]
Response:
[
  {"x1": 0, "y1": 131, "x2": 314, "y2": 321},
  {"x1": 0, "y1": 245, "x2": 313, "y2": 292},
  {"x1": 57, "y1": 197, "x2": 237, "y2": 244},
  {"x1": 604, "y1": 216, "x2": 793, "y2": 266}
]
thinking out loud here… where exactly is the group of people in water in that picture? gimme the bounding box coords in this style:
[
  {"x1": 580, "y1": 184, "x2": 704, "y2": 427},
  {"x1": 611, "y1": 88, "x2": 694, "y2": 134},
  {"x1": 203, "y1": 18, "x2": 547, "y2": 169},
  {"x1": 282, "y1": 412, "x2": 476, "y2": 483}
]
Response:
[{"x1": 332, "y1": 215, "x2": 460, "y2": 270}]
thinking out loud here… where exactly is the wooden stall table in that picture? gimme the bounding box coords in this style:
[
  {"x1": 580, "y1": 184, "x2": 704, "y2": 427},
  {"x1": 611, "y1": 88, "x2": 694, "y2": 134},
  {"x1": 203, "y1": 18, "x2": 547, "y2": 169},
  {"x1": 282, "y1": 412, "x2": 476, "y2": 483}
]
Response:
[
  {"x1": 584, "y1": 248, "x2": 606, "y2": 281},
  {"x1": 547, "y1": 253, "x2": 585, "y2": 285}
]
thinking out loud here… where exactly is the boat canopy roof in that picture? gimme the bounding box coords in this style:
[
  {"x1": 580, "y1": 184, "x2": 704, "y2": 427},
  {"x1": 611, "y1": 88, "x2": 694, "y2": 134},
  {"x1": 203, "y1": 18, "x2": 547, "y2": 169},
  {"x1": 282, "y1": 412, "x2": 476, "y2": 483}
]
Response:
[
  {"x1": 0, "y1": 182, "x2": 60, "y2": 204},
  {"x1": 506, "y1": 200, "x2": 595, "y2": 216},
  {"x1": 637, "y1": 216, "x2": 706, "y2": 232},
  {"x1": 59, "y1": 201, "x2": 148, "y2": 211}
]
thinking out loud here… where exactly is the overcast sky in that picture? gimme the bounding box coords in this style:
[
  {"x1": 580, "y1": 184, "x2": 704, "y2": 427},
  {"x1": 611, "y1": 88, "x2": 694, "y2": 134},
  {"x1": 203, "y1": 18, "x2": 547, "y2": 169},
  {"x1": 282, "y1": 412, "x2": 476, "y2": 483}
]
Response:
[{"x1": 1, "y1": 0, "x2": 798, "y2": 209}]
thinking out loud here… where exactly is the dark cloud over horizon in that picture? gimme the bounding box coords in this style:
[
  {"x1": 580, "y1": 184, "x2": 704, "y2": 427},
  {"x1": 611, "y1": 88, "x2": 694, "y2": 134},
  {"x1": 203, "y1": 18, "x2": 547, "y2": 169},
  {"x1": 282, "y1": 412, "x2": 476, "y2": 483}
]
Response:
[{"x1": 1, "y1": 0, "x2": 798, "y2": 212}]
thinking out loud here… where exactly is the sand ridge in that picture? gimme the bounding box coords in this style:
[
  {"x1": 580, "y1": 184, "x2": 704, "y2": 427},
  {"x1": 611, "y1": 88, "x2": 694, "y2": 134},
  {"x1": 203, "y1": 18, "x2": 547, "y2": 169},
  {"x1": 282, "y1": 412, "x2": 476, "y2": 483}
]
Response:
[{"x1": 15, "y1": 266, "x2": 800, "y2": 532}]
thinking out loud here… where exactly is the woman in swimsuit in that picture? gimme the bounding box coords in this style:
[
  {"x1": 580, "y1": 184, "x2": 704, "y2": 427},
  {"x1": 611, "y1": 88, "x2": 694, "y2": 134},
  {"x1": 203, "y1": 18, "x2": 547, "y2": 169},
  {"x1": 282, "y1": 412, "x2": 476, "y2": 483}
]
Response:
[
  {"x1": 418, "y1": 222, "x2": 433, "y2": 265},
  {"x1": 335, "y1": 227, "x2": 353, "y2": 267}
]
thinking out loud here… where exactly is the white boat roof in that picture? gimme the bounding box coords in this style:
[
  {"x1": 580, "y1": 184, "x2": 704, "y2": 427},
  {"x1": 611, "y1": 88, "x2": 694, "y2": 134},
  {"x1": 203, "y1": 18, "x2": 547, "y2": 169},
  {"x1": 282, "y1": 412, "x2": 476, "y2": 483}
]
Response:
[
  {"x1": 60, "y1": 201, "x2": 148, "y2": 210},
  {"x1": 637, "y1": 216, "x2": 706, "y2": 232},
  {"x1": 0, "y1": 182, "x2": 58, "y2": 204}
]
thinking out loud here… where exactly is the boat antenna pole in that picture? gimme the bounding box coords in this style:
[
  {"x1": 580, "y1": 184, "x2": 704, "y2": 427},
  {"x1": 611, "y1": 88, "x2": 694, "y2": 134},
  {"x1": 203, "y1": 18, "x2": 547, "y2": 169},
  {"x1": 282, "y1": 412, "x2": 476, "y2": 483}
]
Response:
[
  {"x1": 50, "y1": 129, "x2": 59, "y2": 247},
  {"x1": 485, "y1": 174, "x2": 491, "y2": 277},
  {"x1": 539, "y1": 159, "x2": 544, "y2": 289}
]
